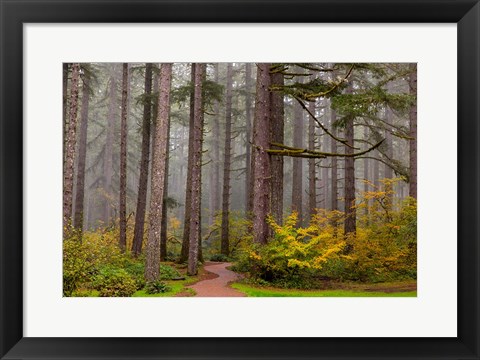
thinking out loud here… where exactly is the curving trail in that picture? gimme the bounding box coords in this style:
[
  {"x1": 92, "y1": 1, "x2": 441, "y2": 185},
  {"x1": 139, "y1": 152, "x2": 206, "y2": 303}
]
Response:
[{"x1": 188, "y1": 262, "x2": 245, "y2": 297}]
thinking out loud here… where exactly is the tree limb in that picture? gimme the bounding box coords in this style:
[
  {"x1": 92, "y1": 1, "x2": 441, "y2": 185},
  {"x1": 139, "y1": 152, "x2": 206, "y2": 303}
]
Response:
[{"x1": 268, "y1": 139, "x2": 384, "y2": 159}]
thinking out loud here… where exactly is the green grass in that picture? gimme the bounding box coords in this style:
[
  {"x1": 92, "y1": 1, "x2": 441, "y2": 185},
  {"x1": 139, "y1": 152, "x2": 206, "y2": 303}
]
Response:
[{"x1": 231, "y1": 283, "x2": 417, "y2": 297}]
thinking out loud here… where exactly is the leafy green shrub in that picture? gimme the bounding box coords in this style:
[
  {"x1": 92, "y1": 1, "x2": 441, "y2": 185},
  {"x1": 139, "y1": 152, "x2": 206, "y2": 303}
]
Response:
[
  {"x1": 159, "y1": 264, "x2": 181, "y2": 280},
  {"x1": 144, "y1": 280, "x2": 171, "y2": 294},
  {"x1": 123, "y1": 261, "x2": 146, "y2": 290},
  {"x1": 209, "y1": 253, "x2": 229, "y2": 262},
  {"x1": 93, "y1": 267, "x2": 137, "y2": 297},
  {"x1": 63, "y1": 229, "x2": 126, "y2": 296}
]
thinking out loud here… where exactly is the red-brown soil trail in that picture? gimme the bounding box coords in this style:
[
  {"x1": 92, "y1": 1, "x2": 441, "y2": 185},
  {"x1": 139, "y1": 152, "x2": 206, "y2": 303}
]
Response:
[{"x1": 188, "y1": 262, "x2": 245, "y2": 297}]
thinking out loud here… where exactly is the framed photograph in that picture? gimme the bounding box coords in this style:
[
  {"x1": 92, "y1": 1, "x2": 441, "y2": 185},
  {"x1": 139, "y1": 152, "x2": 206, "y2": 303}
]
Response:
[{"x1": 1, "y1": 0, "x2": 479, "y2": 359}]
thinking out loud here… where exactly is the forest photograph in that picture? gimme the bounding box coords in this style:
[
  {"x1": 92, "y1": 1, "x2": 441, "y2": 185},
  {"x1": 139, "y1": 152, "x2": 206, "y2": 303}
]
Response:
[{"x1": 63, "y1": 62, "x2": 417, "y2": 297}]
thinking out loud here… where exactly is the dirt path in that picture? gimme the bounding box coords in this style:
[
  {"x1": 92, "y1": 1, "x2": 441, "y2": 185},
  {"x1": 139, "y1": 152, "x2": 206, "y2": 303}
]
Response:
[{"x1": 188, "y1": 262, "x2": 245, "y2": 297}]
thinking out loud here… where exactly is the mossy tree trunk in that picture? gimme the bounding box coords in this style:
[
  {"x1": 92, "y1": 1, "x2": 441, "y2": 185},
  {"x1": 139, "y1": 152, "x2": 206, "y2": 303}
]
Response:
[
  {"x1": 245, "y1": 63, "x2": 254, "y2": 217},
  {"x1": 180, "y1": 64, "x2": 196, "y2": 263},
  {"x1": 221, "y1": 63, "x2": 233, "y2": 256},
  {"x1": 209, "y1": 64, "x2": 221, "y2": 226},
  {"x1": 119, "y1": 63, "x2": 129, "y2": 252},
  {"x1": 145, "y1": 63, "x2": 172, "y2": 282},
  {"x1": 187, "y1": 63, "x2": 205, "y2": 275},
  {"x1": 409, "y1": 63, "x2": 417, "y2": 199},
  {"x1": 73, "y1": 67, "x2": 90, "y2": 236},
  {"x1": 344, "y1": 81, "x2": 356, "y2": 237},
  {"x1": 252, "y1": 63, "x2": 272, "y2": 245},
  {"x1": 160, "y1": 115, "x2": 171, "y2": 261},
  {"x1": 291, "y1": 73, "x2": 304, "y2": 225},
  {"x1": 307, "y1": 93, "x2": 317, "y2": 220},
  {"x1": 103, "y1": 66, "x2": 118, "y2": 226},
  {"x1": 270, "y1": 69, "x2": 285, "y2": 225},
  {"x1": 132, "y1": 63, "x2": 153, "y2": 256},
  {"x1": 63, "y1": 63, "x2": 80, "y2": 239}
]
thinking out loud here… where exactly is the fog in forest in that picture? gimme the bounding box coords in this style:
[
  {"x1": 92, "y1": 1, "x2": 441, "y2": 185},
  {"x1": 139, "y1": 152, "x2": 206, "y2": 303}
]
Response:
[{"x1": 63, "y1": 63, "x2": 417, "y2": 296}]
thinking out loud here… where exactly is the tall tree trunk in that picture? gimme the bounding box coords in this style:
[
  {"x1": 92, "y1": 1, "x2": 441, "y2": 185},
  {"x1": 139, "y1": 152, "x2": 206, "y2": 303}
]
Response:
[
  {"x1": 384, "y1": 105, "x2": 394, "y2": 209},
  {"x1": 180, "y1": 64, "x2": 196, "y2": 263},
  {"x1": 132, "y1": 63, "x2": 153, "y2": 256},
  {"x1": 363, "y1": 124, "x2": 370, "y2": 220},
  {"x1": 331, "y1": 109, "x2": 338, "y2": 212},
  {"x1": 221, "y1": 63, "x2": 233, "y2": 256},
  {"x1": 198, "y1": 66, "x2": 207, "y2": 263},
  {"x1": 322, "y1": 102, "x2": 330, "y2": 210},
  {"x1": 160, "y1": 116, "x2": 171, "y2": 261},
  {"x1": 291, "y1": 89, "x2": 304, "y2": 224},
  {"x1": 145, "y1": 63, "x2": 172, "y2": 282},
  {"x1": 245, "y1": 63, "x2": 254, "y2": 216},
  {"x1": 73, "y1": 68, "x2": 90, "y2": 235},
  {"x1": 187, "y1": 64, "x2": 204, "y2": 275},
  {"x1": 252, "y1": 63, "x2": 271, "y2": 245},
  {"x1": 119, "y1": 63, "x2": 129, "y2": 252},
  {"x1": 344, "y1": 92, "x2": 356, "y2": 238},
  {"x1": 103, "y1": 68, "x2": 117, "y2": 225},
  {"x1": 373, "y1": 149, "x2": 379, "y2": 188},
  {"x1": 409, "y1": 63, "x2": 417, "y2": 199},
  {"x1": 63, "y1": 63, "x2": 81, "y2": 239},
  {"x1": 308, "y1": 98, "x2": 317, "y2": 220},
  {"x1": 270, "y1": 70, "x2": 284, "y2": 225},
  {"x1": 209, "y1": 64, "x2": 221, "y2": 226},
  {"x1": 63, "y1": 63, "x2": 69, "y2": 166}
]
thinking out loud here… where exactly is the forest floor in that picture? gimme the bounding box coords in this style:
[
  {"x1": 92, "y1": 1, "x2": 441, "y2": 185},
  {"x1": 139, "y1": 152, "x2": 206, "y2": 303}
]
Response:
[
  {"x1": 183, "y1": 262, "x2": 246, "y2": 297},
  {"x1": 178, "y1": 262, "x2": 416, "y2": 297}
]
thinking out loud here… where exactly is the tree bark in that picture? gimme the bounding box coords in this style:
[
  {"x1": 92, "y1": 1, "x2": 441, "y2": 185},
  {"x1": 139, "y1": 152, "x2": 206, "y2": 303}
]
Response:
[
  {"x1": 409, "y1": 63, "x2": 417, "y2": 199},
  {"x1": 291, "y1": 81, "x2": 304, "y2": 224},
  {"x1": 119, "y1": 63, "x2": 129, "y2": 252},
  {"x1": 63, "y1": 63, "x2": 69, "y2": 166},
  {"x1": 103, "y1": 67, "x2": 117, "y2": 225},
  {"x1": 209, "y1": 64, "x2": 221, "y2": 225},
  {"x1": 344, "y1": 82, "x2": 356, "y2": 237},
  {"x1": 180, "y1": 64, "x2": 196, "y2": 263},
  {"x1": 373, "y1": 149, "x2": 379, "y2": 188},
  {"x1": 322, "y1": 102, "x2": 330, "y2": 210},
  {"x1": 245, "y1": 63, "x2": 254, "y2": 216},
  {"x1": 270, "y1": 70, "x2": 284, "y2": 225},
  {"x1": 221, "y1": 63, "x2": 233, "y2": 256},
  {"x1": 73, "y1": 67, "x2": 90, "y2": 235},
  {"x1": 145, "y1": 63, "x2": 172, "y2": 282},
  {"x1": 252, "y1": 63, "x2": 271, "y2": 244},
  {"x1": 63, "y1": 63, "x2": 80, "y2": 239},
  {"x1": 187, "y1": 63, "x2": 204, "y2": 275},
  {"x1": 308, "y1": 98, "x2": 317, "y2": 220},
  {"x1": 132, "y1": 63, "x2": 153, "y2": 256},
  {"x1": 331, "y1": 109, "x2": 338, "y2": 212},
  {"x1": 384, "y1": 104, "x2": 394, "y2": 209},
  {"x1": 363, "y1": 124, "x2": 370, "y2": 220},
  {"x1": 160, "y1": 115, "x2": 171, "y2": 261}
]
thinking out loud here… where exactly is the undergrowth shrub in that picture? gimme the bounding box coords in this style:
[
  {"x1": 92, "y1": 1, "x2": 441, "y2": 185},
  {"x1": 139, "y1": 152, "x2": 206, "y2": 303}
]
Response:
[
  {"x1": 92, "y1": 267, "x2": 137, "y2": 297},
  {"x1": 63, "y1": 228, "x2": 124, "y2": 296},
  {"x1": 144, "y1": 280, "x2": 171, "y2": 294},
  {"x1": 209, "y1": 254, "x2": 230, "y2": 262},
  {"x1": 159, "y1": 263, "x2": 181, "y2": 280},
  {"x1": 237, "y1": 180, "x2": 417, "y2": 287}
]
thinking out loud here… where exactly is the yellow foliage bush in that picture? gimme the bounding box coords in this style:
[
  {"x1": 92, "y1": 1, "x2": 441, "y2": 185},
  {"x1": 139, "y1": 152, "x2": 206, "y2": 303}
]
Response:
[
  {"x1": 63, "y1": 229, "x2": 126, "y2": 295},
  {"x1": 239, "y1": 180, "x2": 416, "y2": 286}
]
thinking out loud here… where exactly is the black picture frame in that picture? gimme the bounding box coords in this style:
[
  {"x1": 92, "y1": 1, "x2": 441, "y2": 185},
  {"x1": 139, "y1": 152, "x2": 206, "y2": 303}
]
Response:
[{"x1": 1, "y1": 1, "x2": 479, "y2": 359}]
